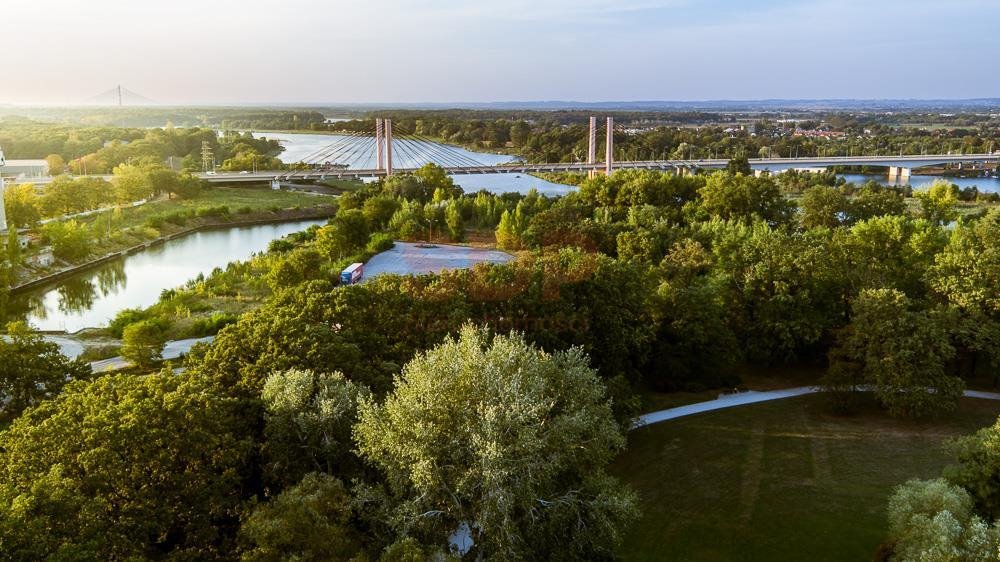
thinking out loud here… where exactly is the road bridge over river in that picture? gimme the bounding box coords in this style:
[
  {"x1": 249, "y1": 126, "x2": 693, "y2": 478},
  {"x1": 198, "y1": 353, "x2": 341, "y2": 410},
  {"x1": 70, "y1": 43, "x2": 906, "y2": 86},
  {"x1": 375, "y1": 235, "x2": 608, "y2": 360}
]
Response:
[{"x1": 6, "y1": 115, "x2": 998, "y2": 187}]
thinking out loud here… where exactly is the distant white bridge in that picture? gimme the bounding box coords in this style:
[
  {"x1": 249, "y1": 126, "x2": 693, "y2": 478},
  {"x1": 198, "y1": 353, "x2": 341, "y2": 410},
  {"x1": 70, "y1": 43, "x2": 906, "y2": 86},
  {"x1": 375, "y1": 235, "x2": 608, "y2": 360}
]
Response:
[{"x1": 9, "y1": 153, "x2": 998, "y2": 187}]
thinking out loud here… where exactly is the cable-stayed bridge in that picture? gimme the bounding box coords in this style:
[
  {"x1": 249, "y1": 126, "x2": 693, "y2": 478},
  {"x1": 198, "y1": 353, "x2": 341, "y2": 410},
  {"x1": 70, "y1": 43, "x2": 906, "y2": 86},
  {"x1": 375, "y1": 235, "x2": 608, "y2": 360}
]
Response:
[
  {"x1": 84, "y1": 85, "x2": 158, "y2": 106},
  {"x1": 8, "y1": 116, "x2": 999, "y2": 185},
  {"x1": 260, "y1": 117, "x2": 997, "y2": 183}
]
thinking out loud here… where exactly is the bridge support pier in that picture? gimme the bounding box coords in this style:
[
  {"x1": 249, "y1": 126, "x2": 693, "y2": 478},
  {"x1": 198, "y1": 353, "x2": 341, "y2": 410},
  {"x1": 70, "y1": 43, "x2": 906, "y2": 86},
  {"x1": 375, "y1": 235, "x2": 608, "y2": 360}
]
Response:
[{"x1": 888, "y1": 166, "x2": 911, "y2": 183}]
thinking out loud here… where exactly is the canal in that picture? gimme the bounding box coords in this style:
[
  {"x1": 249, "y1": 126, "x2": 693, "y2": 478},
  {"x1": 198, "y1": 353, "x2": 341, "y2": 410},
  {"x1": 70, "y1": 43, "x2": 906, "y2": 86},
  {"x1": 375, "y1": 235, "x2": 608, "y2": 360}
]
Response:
[{"x1": 8, "y1": 219, "x2": 327, "y2": 332}]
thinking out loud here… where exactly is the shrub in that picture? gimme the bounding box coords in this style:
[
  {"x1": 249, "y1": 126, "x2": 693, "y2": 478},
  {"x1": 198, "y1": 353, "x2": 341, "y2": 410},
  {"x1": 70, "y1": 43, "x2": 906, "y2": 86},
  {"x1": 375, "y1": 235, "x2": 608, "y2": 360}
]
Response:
[
  {"x1": 195, "y1": 205, "x2": 231, "y2": 218},
  {"x1": 366, "y1": 232, "x2": 395, "y2": 254}
]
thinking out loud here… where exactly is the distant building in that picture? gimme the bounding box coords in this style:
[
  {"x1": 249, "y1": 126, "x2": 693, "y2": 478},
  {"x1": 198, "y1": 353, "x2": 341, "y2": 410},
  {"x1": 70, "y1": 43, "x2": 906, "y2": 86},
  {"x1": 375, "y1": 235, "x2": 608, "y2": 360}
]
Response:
[{"x1": 0, "y1": 159, "x2": 49, "y2": 179}]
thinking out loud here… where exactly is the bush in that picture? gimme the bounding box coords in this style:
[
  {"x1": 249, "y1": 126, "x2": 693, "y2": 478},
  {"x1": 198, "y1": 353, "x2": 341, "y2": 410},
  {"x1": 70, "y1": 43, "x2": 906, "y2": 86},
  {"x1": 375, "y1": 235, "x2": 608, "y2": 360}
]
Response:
[
  {"x1": 236, "y1": 206, "x2": 253, "y2": 215},
  {"x1": 108, "y1": 308, "x2": 149, "y2": 338},
  {"x1": 267, "y1": 238, "x2": 295, "y2": 253},
  {"x1": 366, "y1": 232, "x2": 395, "y2": 254},
  {"x1": 195, "y1": 205, "x2": 231, "y2": 218},
  {"x1": 189, "y1": 312, "x2": 238, "y2": 337}
]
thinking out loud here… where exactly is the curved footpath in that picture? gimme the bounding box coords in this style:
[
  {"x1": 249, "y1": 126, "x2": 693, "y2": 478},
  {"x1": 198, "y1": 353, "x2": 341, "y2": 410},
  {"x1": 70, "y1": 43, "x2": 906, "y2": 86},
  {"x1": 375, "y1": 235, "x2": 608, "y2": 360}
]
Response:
[{"x1": 633, "y1": 387, "x2": 1000, "y2": 430}]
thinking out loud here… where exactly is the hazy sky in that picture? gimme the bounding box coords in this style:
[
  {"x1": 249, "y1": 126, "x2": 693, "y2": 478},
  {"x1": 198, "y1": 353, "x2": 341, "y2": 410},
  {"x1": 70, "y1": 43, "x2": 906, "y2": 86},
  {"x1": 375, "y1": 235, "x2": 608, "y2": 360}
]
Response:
[{"x1": 2, "y1": 0, "x2": 998, "y2": 104}]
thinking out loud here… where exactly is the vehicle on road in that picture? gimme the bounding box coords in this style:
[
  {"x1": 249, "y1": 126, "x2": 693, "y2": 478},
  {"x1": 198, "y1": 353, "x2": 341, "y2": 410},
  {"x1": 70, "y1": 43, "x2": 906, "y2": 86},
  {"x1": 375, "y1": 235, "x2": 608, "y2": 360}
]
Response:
[{"x1": 340, "y1": 262, "x2": 364, "y2": 285}]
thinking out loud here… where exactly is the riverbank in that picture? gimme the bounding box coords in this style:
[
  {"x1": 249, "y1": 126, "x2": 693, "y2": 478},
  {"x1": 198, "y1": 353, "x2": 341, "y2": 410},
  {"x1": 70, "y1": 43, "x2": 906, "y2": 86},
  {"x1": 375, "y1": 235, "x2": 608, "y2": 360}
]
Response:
[{"x1": 10, "y1": 206, "x2": 335, "y2": 296}]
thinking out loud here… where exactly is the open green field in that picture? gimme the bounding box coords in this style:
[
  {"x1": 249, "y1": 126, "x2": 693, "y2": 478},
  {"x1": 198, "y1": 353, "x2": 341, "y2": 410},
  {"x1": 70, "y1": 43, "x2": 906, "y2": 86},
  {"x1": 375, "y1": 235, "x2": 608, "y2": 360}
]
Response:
[
  {"x1": 81, "y1": 186, "x2": 333, "y2": 230},
  {"x1": 613, "y1": 394, "x2": 1000, "y2": 562}
]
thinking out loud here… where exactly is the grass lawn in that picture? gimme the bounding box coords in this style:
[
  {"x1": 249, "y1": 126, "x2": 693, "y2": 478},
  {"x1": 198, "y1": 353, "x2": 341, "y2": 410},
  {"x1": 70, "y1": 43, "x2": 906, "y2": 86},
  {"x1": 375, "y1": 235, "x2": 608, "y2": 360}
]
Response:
[
  {"x1": 87, "y1": 186, "x2": 331, "y2": 230},
  {"x1": 613, "y1": 394, "x2": 1000, "y2": 562}
]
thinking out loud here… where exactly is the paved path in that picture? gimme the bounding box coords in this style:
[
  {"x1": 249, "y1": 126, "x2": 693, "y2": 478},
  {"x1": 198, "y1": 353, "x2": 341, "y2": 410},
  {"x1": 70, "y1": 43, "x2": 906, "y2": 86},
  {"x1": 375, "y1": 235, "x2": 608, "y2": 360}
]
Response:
[
  {"x1": 3, "y1": 334, "x2": 86, "y2": 359},
  {"x1": 634, "y1": 387, "x2": 1000, "y2": 429},
  {"x1": 89, "y1": 336, "x2": 214, "y2": 373},
  {"x1": 363, "y1": 241, "x2": 513, "y2": 279}
]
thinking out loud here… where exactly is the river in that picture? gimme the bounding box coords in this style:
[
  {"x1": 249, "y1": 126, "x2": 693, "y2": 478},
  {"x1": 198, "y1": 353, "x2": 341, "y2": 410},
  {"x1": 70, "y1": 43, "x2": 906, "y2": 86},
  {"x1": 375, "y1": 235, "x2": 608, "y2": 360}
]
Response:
[
  {"x1": 258, "y1": 131, "x2": 1000, "y2": 195},
  {"x1": 255, "y1": 132, "x2": 576, "y2": 196},
  {"x1": 839, "y1": 173, "x2": 1000, "y2": 192},
  {"x1": 8, "y1": 219, "x2": 327, "y2": 332}
]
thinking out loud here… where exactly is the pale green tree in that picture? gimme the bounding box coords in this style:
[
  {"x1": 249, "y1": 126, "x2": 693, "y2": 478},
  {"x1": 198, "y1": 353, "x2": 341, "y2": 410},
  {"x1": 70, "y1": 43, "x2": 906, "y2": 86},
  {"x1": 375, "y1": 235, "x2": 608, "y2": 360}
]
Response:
[
  {"x1": 886, "y1": 478, "x2": 999, "y2": 562},
  {"x1": 916, "y1": 180, "x2": 960, "y2": 226},
  {"x1": 354, "y1": 325, "x2": 637, "y2": 560},
  {"x1": 261, "y1": 369, "x2": 371, "y2": 487}
]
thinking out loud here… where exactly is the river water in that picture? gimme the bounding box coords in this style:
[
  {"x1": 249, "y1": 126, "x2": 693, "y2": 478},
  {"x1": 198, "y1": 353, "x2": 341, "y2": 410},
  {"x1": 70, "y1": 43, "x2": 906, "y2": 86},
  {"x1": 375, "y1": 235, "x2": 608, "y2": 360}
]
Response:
[
  {"x1": 258, "y1": 131, "x2": 1000, "y2": 195},
  {"x1": 255, "y1": 132, "x2": 576, "y2": 196},
  {"x1": 839, "y1": 173, "x2": 1000, "y2": 192},
  {"x1": 8, "y1": 219, "x2": 326, "y2": 332}
]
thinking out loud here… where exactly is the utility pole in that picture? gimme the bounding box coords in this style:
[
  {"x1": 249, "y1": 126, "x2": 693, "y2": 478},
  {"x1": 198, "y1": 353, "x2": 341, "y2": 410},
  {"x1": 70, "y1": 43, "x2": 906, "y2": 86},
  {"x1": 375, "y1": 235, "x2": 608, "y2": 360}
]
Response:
[{"x1": 201, "y1": 141, "x2": 214, "y2": 172}]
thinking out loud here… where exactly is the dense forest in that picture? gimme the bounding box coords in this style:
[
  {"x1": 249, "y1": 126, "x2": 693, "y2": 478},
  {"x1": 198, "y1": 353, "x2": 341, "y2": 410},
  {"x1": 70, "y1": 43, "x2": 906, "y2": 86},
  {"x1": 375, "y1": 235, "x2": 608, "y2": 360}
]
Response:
[{"x1": 4, "y1": 160, "x2": 1000, "y2": 559}]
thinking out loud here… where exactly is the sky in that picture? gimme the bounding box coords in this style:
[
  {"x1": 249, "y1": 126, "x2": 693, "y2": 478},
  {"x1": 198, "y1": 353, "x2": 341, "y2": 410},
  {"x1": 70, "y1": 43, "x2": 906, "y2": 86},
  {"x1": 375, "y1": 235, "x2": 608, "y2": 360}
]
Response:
[{"x1": 1, "y1": 0, "x2": 998, "y2": 105}]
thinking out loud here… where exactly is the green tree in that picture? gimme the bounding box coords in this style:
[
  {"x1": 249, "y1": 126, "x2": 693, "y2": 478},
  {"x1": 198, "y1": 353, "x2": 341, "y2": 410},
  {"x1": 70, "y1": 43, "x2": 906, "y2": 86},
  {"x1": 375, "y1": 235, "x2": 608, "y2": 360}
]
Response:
[
  {"x1": 261, "y1": 369, "x2": 371, "y2": 488},
  {"x1": 45, "y1": 154, "x2": 65, "y2": 175},
  {"x1": 445, "y1": 199, "x2": 464, "y2": 241},
  {"x1": 916, "y1": 180, "x2": 960, "y2": 226},
  {"x1": 2, "y1": 183, "x2": 41, "y2": 227},
  {"x1": 354, "y1": 326, "x2": 637, "y2": 560},
  {"x1": 495, "y1": 209, "x2": 520, "y2": 250},
  {"x1": 945, "y1": 417, "x2": 1000, "y2": 521},
  {"x1": 849, "y1": 183, "x2": 907, "y2": 222},
  {"x1": 930, "y1": 210, "x2": 1000, "y2": 314},
  {"x1": 0, "y1": 373, "x2": 251, "y2": 560},
  {"x1": 239, "y1": 473, "x2": 362, "y2": 562},
  {"x1": 112, "y1": 163, "x2": 156, "y2": 203},
  {"x1": 362, "y1": 196, "x2": 401, "y2": 230},
  {"x1": 834, "y1": 215, "x2": 946, "y2": 298},
  {"x1": 41, "y1": 219, "x2": 90, "y2": 261},
  {"x1": 120, "y1": 319, "x2": 166, "y2": 369},
  {"x1": 266, "y1": 248, "x2": 325, "y2": 290},
  {"x1": 726, "y1": 155, "x2": 752, "y2": 175},
  {"x1": 413, "y1": 163, "x2": 460, "y2": 199},
  {"x1": 830, "y1": 288, "x2": 961, "y2": 417},
  {"x1": 799, "y1": 185, "x2": 849, "y2": 229},
  {"x1": 698, "y1": 172, "x2": 794, "y2": 226},
  {"x1": 0, "y1": 321, "x2": 90, "y2": 422}
]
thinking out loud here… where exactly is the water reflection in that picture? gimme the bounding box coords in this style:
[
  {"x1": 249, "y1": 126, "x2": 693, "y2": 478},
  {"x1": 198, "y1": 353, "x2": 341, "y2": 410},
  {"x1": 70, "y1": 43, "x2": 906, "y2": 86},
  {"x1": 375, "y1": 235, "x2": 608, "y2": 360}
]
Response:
[
  {"x1": 96, "y1": 262, "x2": 128, "y2": 297},
  {"x1": 57, "y1": 278, "x2": 97, "y2": 315}
]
